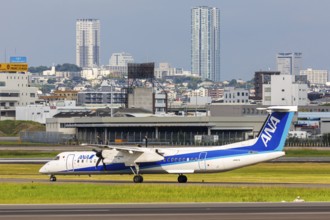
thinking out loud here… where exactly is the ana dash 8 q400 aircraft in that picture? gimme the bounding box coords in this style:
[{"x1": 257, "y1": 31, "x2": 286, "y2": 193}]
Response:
[{"x1": 39, "y1": 106, "x2": 297, "y2": 183}]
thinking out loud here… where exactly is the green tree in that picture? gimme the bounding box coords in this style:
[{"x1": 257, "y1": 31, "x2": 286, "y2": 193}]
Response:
[
  {"x1": 55, "y1": 63, "x2": 82, "y2": 72},
  {"x1": 28, "y1": 66, "x2": 50, "y2": 73}
]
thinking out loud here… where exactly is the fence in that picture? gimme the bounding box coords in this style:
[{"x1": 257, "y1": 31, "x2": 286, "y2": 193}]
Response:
[
  {"x1": 19, "y1": 131, "x2": 330, "y2": 147},
  {"x1": 20, "y1": 131, "x2": 76, "y2": 144}
]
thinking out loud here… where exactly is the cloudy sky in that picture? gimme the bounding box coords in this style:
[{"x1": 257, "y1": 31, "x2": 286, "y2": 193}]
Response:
[{"x1": 1, "y1": 0, "x2": 330, "y2": 80}]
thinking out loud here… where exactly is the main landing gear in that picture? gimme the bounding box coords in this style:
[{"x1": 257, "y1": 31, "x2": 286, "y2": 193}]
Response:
[
  {"x1": 50, "y1": 175, "x2": 57, "y2": 182},
  {"x1": 133, "y1": 175, "x2": 144, "y2": 183},
  {"x1": 178, "y1": 174, "x2": 187, "y2": 183},
  {"x1": 131, "y1": 165, "x2": 144, "y2": 183}
]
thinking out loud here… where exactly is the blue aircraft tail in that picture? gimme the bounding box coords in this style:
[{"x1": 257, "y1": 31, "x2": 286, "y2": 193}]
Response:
[{"x1": 249, "y1": 106, "x2": 297, "y2": 152}]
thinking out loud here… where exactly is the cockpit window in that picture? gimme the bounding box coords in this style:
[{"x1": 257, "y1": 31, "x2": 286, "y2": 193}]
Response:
[{"x1": 53, "y1": 156, "x2": 60, "y2": 160}]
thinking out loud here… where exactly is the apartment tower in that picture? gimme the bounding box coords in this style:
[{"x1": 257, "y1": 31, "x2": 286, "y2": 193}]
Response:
[
  {"x1": 191, "y1": 6, "x2": 220, "y2": 82},
  {"x1": 76, "y1": 19, "x2": 100, "y2": 68}
]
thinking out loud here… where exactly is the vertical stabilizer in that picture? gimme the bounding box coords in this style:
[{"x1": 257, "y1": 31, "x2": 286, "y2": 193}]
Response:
[{"x1": 250, "y1": 106, "x2": 297, "y2": 151}]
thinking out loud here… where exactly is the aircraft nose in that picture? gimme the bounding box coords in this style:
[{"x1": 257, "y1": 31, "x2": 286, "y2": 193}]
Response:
[{"x1": 39, "y1": 163, "x2": 48, "y2": 174}]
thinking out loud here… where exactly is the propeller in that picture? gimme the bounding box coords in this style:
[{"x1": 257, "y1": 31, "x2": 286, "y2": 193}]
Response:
[{"x1": 93, "y1": 149, "x2": 107, "y2": 170}]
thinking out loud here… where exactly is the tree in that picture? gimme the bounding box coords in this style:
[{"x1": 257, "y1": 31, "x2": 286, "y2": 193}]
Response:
[
  {"x1": 228, "y1": 79, "x2": 237, "y2": 87},
  {"x1": 28, "y1": 66, "x2": 50, "y2": 73},
  {"x1": 55, "y1": 63, "x2": 82, "y2": 72}
]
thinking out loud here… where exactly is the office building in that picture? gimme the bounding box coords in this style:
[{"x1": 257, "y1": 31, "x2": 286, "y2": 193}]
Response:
[
  {"x1": 76, "y1": 19, "x2": 100, "y2": 68},
  {"x1": 276, "y1": 52, "x2": 302, "y2": 75},
  {"x1": 191, "y1": 6, "x2": 220, "y2": 81}
]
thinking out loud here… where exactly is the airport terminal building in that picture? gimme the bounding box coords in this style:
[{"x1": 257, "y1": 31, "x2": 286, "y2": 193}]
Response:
[{"x1": 45, "y1": 105, "x2": 270, "y2": 145}]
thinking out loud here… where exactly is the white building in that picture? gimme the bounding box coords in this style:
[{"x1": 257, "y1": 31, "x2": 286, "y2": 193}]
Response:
[
  {"x1": 109, "y1": 52, "x2": 134, "y2": 66},
  {"x1": 300, "y1": 68, "x2": 328, "y2": 85},
  {"x1": 191, "y1": 6, "x2": 220, "y2": 81},
  {"x1": 81, "y1": 67, "x2": 100, "y2": 80},
  {"x1": 16, "y1": 100, "x2": 78, "y2": 124},
  {"x1": 223, "y1": 87, "x2": 249, "y2": 104},
  {"x1": 276, "y1": 52, "x2": 302, "y2": 75},
  {"x1": 0, "y1": 72, "x2": 38, "y2": 120},
  {"x1": 107, "y1": 52, "x2": 134, "y2": 76},
  {"x1": 263, "y1": 75, "x2": 308, "y2": 106},
  {"x1": 42, "y1": 65, "x2": 56, "y2": 76},
  {"x1": 76, "y1": 19, "x2": 100, "y2": 68},
  {"x1": 154, "y1": 63, "x2": 193, "y2": 78}
]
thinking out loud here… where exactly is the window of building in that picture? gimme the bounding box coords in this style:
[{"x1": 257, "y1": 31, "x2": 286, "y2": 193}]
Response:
[{"x1": 0, "y1": 82, "x2": 5, "y2": 87}]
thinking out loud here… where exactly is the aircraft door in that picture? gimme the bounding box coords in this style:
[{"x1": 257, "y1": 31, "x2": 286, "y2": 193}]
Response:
[
  {"x1": 66, "y1": 154, "x2": 75, "y2": 171},
  {"x1": 198, "y1": 152, "x2": 207, "y2": 170}
]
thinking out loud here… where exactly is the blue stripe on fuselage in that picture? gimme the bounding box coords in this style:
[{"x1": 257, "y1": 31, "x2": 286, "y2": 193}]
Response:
[{"x1": 62, "y1": 147, "x2": 263, "y2": 173}]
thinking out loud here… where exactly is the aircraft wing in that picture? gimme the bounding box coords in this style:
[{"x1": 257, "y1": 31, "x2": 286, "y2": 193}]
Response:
[{"x1": 81, "y1": 143, "x2": 164, "y2": 165}]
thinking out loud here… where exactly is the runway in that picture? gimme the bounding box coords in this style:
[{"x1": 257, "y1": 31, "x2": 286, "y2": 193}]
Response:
[
  {"x1": 2, "y1": 177, "x2": 330, "y2": 189},
  {"x1": 0, "y1": 203, "x2": 330, "y2": 220}
]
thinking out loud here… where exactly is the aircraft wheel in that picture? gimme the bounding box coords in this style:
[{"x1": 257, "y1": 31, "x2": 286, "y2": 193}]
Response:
[
  {"x1": 133, "y1": 175, "x2": 143, "y2": 183},
  {"x1": 50, "y1": 176, "x2": 57, "y2": 182},
  {"x1": 178, "y1": 175, "x2": 187, "y2": 183}
]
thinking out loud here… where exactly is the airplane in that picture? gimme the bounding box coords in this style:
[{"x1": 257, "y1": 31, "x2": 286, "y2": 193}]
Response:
[{"x1": 39, "y1": 106, "x2": 296, "y2": 183}]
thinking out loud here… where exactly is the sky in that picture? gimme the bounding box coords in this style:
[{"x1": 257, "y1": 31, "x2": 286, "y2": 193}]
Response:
[{"x1": 1, "y1": 0, "x2": 330, "y2": 81}]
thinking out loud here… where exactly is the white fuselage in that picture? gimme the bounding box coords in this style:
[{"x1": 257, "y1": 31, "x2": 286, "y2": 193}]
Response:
[{"x1": 39, "y1": 145, "x2": 285, "y2": 176}]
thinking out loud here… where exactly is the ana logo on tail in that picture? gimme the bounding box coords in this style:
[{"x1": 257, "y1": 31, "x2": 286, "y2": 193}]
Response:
[{"x1": 261, "y1": 116, "x2": 280, "y2": 147}]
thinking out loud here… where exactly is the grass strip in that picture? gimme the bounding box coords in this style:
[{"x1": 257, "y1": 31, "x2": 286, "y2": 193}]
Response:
[
  {"x1": 1, "y1": 163, "x2": 330, "y2": 184},
  {"x1": 0, "y1": 183, "x2": 329, "y2": 203},
  {"x1": 0, "y1": 150, "x2": 58, "y2": 158},
  {"x1": 285, "y1": 148, "x2": 330, "y2": 157}
]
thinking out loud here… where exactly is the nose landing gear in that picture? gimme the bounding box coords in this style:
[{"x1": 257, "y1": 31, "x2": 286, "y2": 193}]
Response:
[{"x1": 50, "y1": 175, "x2": 57, "y2": 182}]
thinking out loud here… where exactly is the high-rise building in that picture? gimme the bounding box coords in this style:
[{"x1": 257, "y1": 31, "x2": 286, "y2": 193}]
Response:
[
  {"x1": 191, "y1": 6, "x2": 220, "y2": 82},
  {"x1": 76, "y1": 19, "x2": 100, "y2": 68},
  {"x1": 276, "y1": 52, "x2": 302, "y2": 75}
]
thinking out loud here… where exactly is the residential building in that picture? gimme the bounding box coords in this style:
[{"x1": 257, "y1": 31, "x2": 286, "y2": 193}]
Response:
[
  {"x1": 223, "y1": 87, "x2": 249, "y2": 104},
  {"x1": 107, "y1": 52, "x2": 134, "y2": 76},
  {"x1": 300, "y1": 68, "x2": 328, "y2": 85},
  {"x1": 154, "y1": 63, "x2": 193, "y2": 78},
  {"x1": 76, "y1": 19, "x2": 100, "y2": 68},
  {"x1": 208, "y1": 88, "x2": 224, "y2": 101},
  {"x1": 53, "y1": 90, "x2": 78, "y2": 101},
  {"x1": 0, "y1": 72, "x2": 38, "y2": 120},
  {"x1": 77, "y1": 82, "x2": 126, "y2": 106},
  {"x1": 191, "y1": 6, "x2": 220, "y2": 81},
  {"x1": 109, "y1": 52, "x2": 134, "y2": 66},
  {"x1": 276, "y1": 52, "x2": 302, "y2": 75}
]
